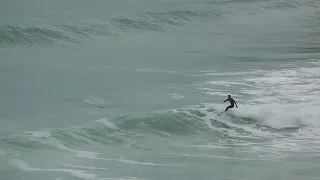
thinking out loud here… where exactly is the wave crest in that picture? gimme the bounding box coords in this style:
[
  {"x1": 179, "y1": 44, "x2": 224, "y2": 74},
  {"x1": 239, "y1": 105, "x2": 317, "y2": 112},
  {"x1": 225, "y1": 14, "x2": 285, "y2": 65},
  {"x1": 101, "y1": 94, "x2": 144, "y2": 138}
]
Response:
[{"x1": 1, "y1": 102, "x2": 319, "y2": 151}]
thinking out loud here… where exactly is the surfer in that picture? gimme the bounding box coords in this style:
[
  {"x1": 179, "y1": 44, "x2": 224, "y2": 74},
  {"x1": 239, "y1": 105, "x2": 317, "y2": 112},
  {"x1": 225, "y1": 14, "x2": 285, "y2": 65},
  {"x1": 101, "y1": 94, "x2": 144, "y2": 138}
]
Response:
[{"x1": 223, "y1": 95, "x2": 238, "y2": 112}]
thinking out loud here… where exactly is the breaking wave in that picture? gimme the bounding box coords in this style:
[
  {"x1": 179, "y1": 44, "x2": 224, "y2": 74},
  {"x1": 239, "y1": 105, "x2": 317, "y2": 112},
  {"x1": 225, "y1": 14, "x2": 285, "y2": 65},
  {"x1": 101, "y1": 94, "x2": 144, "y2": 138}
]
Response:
[{"x1": 1, "y1": 102, "x2": 319, "y2": 152}]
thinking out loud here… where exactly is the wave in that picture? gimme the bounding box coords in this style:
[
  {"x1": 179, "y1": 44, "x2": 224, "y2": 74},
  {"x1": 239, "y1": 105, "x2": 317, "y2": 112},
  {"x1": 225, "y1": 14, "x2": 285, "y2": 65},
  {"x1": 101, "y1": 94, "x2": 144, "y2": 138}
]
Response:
[
  {"x1": 2, "y1": 0, "x2": 318, "y2": 47},
  {"x1": 0, "y1": 10, "x2": 225, "y2": 47},
  {"x1": 0, "y1": 110, "x2": 208, "y2": 151},
  {"x1": 222, "y1": 103, "x2": 320, "y2": 129},
  {"x1": 0, "y1": 25, "x2": 74, "y2": 47},
  {"x1": 1, "y1": 102, "x2": 319, "y2": 152}
]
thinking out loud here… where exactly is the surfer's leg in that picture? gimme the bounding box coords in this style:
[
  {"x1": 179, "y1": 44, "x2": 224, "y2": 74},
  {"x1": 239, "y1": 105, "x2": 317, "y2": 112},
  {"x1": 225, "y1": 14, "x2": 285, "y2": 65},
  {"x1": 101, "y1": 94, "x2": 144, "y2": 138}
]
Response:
[{"x1": 225, "y1": 105, "x2": 234, "y2": 112}]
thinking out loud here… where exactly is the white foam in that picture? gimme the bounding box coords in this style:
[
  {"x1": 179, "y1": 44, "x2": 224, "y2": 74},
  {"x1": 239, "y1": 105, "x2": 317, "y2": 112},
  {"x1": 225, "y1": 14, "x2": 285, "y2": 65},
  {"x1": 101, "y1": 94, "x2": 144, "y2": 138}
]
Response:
[
  {"x1": 51, "y1": 169, "x2": 97, "y2": 180},
  {"x1": 170, "y1": 93, "x2": 184, "y2": 100},
  {"x1": 100, "y1": 177, "x2": 147, "y2": 180},
  {"x1": 246, "y1": 76, "x2": 300, "y2": 85},
  {"x1": 185, "y1": 104, "x2": 266, "y2": 138},
  {"x1": 203, "y1": 70, "x2": 263, "y2": 76},
  {"x1": 95, "y1": 118, "x2": 119, "y2": 130},
  {"x1": 132, "y1": 68, "x2": 178, "y2": 74},
  {"x1": 11, "y1": 159, "x2": 97, "y2": 180},
  {"x1": 300, "y1": 67, "x2": 320, "y2": 76},
  {"x1": 241, "y1": 66, "x2": 320, "y2": 105},
  {"x1": 24, "y1": 130, "x2": 51, "y2": 138},
  {"x1": 309, "y1": 59, "x2": 320, "y2": 65},
  {"x1": 10, "y1": 159, "x2": 33, "y2": 170},
  {"x1": 194, "y1": 102, "x2": 320, "y2": 140},
  {"x1": 45, "y1": 139, "x2": 72, "y2": 151},
  {"x1": 84, "y1": 97, "x2": 106, "y2": 106},
  {"x1": 179, "y1": 153, "x2": 266, "y2": 161},
  {"x1": 209, "y1": 112, "x2": 271, "y2": 137},
  {"x1": 62, "y1": 164, "x2": 108, "y2": 170},
  {"x1": 76, "y1": 155, "x2": 184, "y2": 167},
  {"x1": 118, "y1": 159, "x2": 185, "y2": 166},
  {"x1": 204, "y1": 91, "x2": 230, "y2": 97},
  {"x1": 177, "y1": 153, "x2": 318, "y2": 165},
  {"x1": 200, "y1": 70, "x2": 216, "y2": 73},
  {"x1": 206, "y1": 80, "x2": 252, "y2": 87},
  {"x1": 198, "y1": 88, "x2": 239, "y2": 97},
  {"x1": 76, "y1": 150, "x2": 98, "y2": 159},
  {"x1": 231, "y1": 103, "x2": 320, "y2": 129}
]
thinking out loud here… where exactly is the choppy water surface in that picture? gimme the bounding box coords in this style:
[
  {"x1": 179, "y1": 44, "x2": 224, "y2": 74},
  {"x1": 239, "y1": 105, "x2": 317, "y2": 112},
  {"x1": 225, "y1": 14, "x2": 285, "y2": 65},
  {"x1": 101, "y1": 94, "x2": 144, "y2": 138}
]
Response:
[{"x1": 1, "y1": 0, "x2": 320, "y2": 179}]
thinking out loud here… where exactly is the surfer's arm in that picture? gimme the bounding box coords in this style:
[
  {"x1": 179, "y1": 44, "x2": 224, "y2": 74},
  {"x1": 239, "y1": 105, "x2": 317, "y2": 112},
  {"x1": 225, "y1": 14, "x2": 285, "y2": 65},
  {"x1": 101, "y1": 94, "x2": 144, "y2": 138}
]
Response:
[
  {"x1": 223, "y1": 99, "x2": 228, "y2": 102},
  {"x1": 235, "y1": 101, "x2": 238, "y2": 108}
]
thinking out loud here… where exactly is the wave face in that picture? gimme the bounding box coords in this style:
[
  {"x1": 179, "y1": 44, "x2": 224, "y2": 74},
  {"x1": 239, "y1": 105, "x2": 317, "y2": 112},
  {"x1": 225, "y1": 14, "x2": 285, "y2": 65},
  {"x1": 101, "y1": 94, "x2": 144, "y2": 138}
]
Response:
[
  {"x1": 2, "y1": 102, "x2": 319, "y2": 149},
  {"x1": 1, "y1": 100, "x2": 320, "y2": 179},
  {"x1": 1, "y1": 0, "x2": 320, "y2": 180}
]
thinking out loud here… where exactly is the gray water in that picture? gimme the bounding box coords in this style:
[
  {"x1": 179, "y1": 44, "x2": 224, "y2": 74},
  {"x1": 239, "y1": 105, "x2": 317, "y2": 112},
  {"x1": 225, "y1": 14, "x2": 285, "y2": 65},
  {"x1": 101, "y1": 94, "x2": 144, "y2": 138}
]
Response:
[{"x1": 1, "y1": 0, "x2": 320, "y2": 179}]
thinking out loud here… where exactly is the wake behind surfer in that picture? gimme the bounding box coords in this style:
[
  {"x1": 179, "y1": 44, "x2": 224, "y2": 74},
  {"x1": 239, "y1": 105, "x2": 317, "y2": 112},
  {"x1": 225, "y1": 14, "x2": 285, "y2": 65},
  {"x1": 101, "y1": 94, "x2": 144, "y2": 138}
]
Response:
[{"x1": 223, "y1": 95, "x2": 238, "y2": 112}]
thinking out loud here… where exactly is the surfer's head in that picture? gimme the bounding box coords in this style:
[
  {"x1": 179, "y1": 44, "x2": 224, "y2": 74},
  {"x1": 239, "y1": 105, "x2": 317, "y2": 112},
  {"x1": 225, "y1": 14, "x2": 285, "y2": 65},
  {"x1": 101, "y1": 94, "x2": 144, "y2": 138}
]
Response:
[{"x1": 228, "y1": 95, "x2": 231, "y2": 98}]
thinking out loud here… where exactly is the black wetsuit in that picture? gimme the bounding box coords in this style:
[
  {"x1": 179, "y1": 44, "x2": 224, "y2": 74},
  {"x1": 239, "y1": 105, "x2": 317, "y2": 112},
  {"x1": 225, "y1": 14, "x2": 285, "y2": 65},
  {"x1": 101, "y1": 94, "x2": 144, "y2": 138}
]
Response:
[{"x1": 224, "y1": 98, "x2": 237, "y2": 112}]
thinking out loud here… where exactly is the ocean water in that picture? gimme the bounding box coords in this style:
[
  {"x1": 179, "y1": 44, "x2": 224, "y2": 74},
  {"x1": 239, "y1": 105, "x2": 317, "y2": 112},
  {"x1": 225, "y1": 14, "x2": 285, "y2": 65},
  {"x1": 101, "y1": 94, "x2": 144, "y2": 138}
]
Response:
[{"x1": 1, "y1": 0, "x2": 320, "y2": 179}]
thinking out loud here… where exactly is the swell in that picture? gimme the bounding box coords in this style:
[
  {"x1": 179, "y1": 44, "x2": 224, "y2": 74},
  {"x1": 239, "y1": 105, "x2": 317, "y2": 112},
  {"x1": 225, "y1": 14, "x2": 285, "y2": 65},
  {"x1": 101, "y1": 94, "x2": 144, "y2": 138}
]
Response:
[
  {"x1": 0, "y1": 25, "x2": 74, "y2": 47},
  {"x1": 0, "y1": 10, "x2": 224, "y2": 47},
  {"x1": 207, "y1": 0, "x2": 319, "y2": 8},
  {"x1": 2, "y1": 0, "x2": 317, "y2": 47}
]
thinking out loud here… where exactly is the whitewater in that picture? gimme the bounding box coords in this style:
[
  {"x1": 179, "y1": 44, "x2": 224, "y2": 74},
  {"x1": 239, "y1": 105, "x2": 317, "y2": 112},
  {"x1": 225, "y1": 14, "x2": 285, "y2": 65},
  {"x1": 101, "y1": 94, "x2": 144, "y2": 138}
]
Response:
[{"x1": 1, "y1": 0, "x2": 320, "y2": 180}]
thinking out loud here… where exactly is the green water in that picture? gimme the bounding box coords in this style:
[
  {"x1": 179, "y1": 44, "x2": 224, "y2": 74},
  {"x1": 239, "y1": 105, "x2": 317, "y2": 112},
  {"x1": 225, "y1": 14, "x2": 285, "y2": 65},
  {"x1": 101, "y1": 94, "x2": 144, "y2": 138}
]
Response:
[{"x1": 1, "y1": 0, "x2": 320, "y2": 179}]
